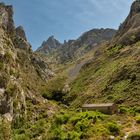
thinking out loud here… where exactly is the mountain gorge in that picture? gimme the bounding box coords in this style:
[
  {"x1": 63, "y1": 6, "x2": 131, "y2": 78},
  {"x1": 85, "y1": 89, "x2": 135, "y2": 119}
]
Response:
[{"x1": 1, "y1": 1, "x2": 140, "y2": 140}]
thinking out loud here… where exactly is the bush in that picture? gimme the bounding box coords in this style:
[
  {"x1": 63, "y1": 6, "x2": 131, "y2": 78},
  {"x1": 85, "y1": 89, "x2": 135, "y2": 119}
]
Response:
[
  {"x1": 107, "y1": 45, "x2": 123, "y2": 56},
  {"x1": 5, "y1": 83, "x2": 16, "y2": 97},
  {"x1": 67, "y1": 131, "x2": 81, "y2": 140},
  {"x1": 135, "y1": 107, "x2": 140, "y2": 113},
  {"x1": 48, "y1": 111, "x2": 109, "y2": 139},
  {"x1": 14, "y1": 134, "x2": 30, "y2": 140},
  {"x1": 4, "y1": 51, "x2": 12, "y2": 63},
  {"x1": 74, "y1": 120, "x2": 89, "y2": 132},
  {"x1": 30, "y1": 119, "x2": 46, "y2": 138},
  {"x1": 119, "y1": 106, "x2": 129, "y2": 114},
  {"x1": 127, "y1": 132, "x2": 140, "y2": 140},
  {"x1": 107, "y1": 122, "x2": 120, "y2": 135},
  {"x1": 12, "y1": 115, "x2": 25, "y2": 129},
  {"x1": 55, "y1": 113, "x2": 69, "y2": 125},
  {"x1": 136, "y1": 116, "x2": 140, "y2": 124},
  {"x1": 0, "y1": 119, "x2": 11, "y2": 140}
]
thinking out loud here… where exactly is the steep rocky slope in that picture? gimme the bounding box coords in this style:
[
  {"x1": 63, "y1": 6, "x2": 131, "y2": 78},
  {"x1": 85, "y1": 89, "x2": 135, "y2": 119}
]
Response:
[
  {"x1": 0, "y1": 3, "x2": 58, "y2": 139},
  {"x1": 37, "y1": 35, "x2": 62, "y2": 54},
  {"x1": 112, "y1": 0, "x2": 140, "y2": 45},
  {"x1": 37, "y1": 28, "x2": 116, "y2": 63}
]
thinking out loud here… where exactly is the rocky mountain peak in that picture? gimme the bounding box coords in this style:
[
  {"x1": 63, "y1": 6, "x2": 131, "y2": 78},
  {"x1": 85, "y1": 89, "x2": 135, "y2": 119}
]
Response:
[
  {"x1": 113, "y1": 0, "x2": 140, "y2": 45},
  {"x1": 37, "y1": 28, "x2": 116, "y2": 63},
  {"x1": 16, "y1": 26, "x2": 27, "y2": 41},
  {"x1": 37, "y1": 35, "x2": 62, "y2": 53},
  {"x1": 0, "y1": 3, "x2": 14, "y2": 34},
  {"x1": 130, "y1": 0, "x2": 140, "y2": 16}
]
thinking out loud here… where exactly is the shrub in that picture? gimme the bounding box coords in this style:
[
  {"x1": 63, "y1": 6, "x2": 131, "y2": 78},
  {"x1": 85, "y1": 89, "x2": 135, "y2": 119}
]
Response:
[
  {"x1": 5, "y1": 83, "x2": 16, "y2": 97},
  {"x1": 134, "y1": 107, "x2": 140, "y2": 113},
  {"x1": 55, "y1": 113, "x2": 69, "y2": 125},
  {"x1": 14, "y1": 134, "x2": 30, "y2": 140},
  {"x1": 74, "y1": 119, "x2": 90, "y2": 136},
  {"x1": 67, "y1": 131, "x2": 81, "y2": 140},
  {"x1": 136, "y1": 116, "x2": 140, "y2": 124},
  {"x1": 107, "y1": 45, "x2": 123, "y2": 56},
  {"x1": 107, "y1": 122, "x2": 120, "y2": 135},
  {"x1": 4, "y1": 51, "x2": 12, "y2": 63},
  {"x1": 0, "y1": 119, "x2": 11, "y2": 140},
  {"x1": 12, "y1": 115, "x2": 25, "y2": 129},
  {"x1": 69, "y1": 111, "x2": 106, "y2": 125},
  {"x1": 127, "y1": 132, "x2": 140, "y2": 140},
  {"x1": 30, "y1": 119, "x2": 46, "y2": 137},
  {"x1": 119, "y1": 106, "x2": 129, "y2": 114}
]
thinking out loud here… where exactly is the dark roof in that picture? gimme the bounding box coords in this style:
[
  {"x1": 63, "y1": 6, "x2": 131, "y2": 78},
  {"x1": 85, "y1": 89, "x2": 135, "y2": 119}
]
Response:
[{"x1": 82, "y1": 103, "x2": 115, "y2": 108}]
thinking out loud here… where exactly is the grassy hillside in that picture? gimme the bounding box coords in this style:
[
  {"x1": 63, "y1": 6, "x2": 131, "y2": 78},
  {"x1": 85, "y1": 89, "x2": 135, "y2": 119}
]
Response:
[{"x1": 64, "y1": 42, "x2": 140, "y2": 108}]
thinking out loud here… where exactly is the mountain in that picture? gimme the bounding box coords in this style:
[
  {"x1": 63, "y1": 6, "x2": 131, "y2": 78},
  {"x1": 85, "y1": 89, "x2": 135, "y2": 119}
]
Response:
[
  {"x1": 112, "y1": 0, "x2": 140, "y2": 45},
  {"x1": 37, "y1": 28, "x2": 116, "y2": 63},
  {"x1": 0, "y1": 3, "x2": 58, "y2": 139},
  {"x1": 37, "y1": 35, "x2": 62, "y2": 54},
  {"x1": 1, "y1": 1, "x2": 140, "y2": 140},
  {"x1": 60, "y1": 0, "x2": 140, "y2": 108}
]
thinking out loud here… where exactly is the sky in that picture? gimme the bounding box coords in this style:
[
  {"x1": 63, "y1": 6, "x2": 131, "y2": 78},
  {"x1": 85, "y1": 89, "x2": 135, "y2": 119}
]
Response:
[{"x1": 2, "y1": 0, "x2": 134, "y2": 50}]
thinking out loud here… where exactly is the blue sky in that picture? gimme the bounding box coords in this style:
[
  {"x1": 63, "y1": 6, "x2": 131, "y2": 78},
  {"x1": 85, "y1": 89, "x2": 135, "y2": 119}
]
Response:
[{"x1": 3, "y1": 0, "x2": 134, "y2": 50}]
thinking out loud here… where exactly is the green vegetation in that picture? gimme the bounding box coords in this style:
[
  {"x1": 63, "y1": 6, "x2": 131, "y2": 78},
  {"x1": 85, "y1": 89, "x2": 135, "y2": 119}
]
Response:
[
  {"x1": 1, "y1": 1, "x2": 140, "y2": 139},
  {"x1": 5, "y1": 83, "x2": 16, "y2": 97},
  {"x1": 107, "y1": 122, "x2": 120, "y2": 135},
  {"x1": 4, "y1": 51, "x2": 13, "y2": 63},
  {"x1": 48, "y1": 111, "x2": 111, "y2": 139},
  {"x1": 107, "y1": 44, "x2": 124, "y2": 56},
  {"x1": 0, "y1": 119, "x2": 11, "y2": 140},
  {"x1": 41, "y1": 76, "x2": 66, "y2": 102},
  {"x1": 60, "y1": 41, "x2": 140, "y2": 108},
  {"x1": 14, "y1": 134, "x2": 30, "y2": 140},
  {"x1": 12, "y1": 116, "x2": 48, "y2": 139},
  {"x1": 127, "y1": 132, "x2": 140, "y2": 140},
  {"x1": 136, "y1": 115, "x2": 140, "y2": 124}
]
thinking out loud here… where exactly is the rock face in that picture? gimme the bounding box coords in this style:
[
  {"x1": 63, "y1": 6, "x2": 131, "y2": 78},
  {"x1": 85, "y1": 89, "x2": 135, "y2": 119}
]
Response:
[
  {"x1": 0, "y1": 3, "x2": 55, "y2": 137},
  {"x1": 0, "y1": 3, "x2": 14, "y2": 34},
  {"x1": 37, "y1": 28, "x2": 116, "y2": 63},
  {"x1": 37, "y1": 36, "x2": 62, "y2": 54},
  {"x1": 15, "y1": 26, "x2": 31, "y2": 51},
  {"x1": 16, "y1": 26, "x2": 27, "y2": 41},
  {"x1": 60, "y1": 28, "x2": 116, "y2": 62},
  {"x1": 113, "y1": 0, "x2": 140, "y2": 45}
]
